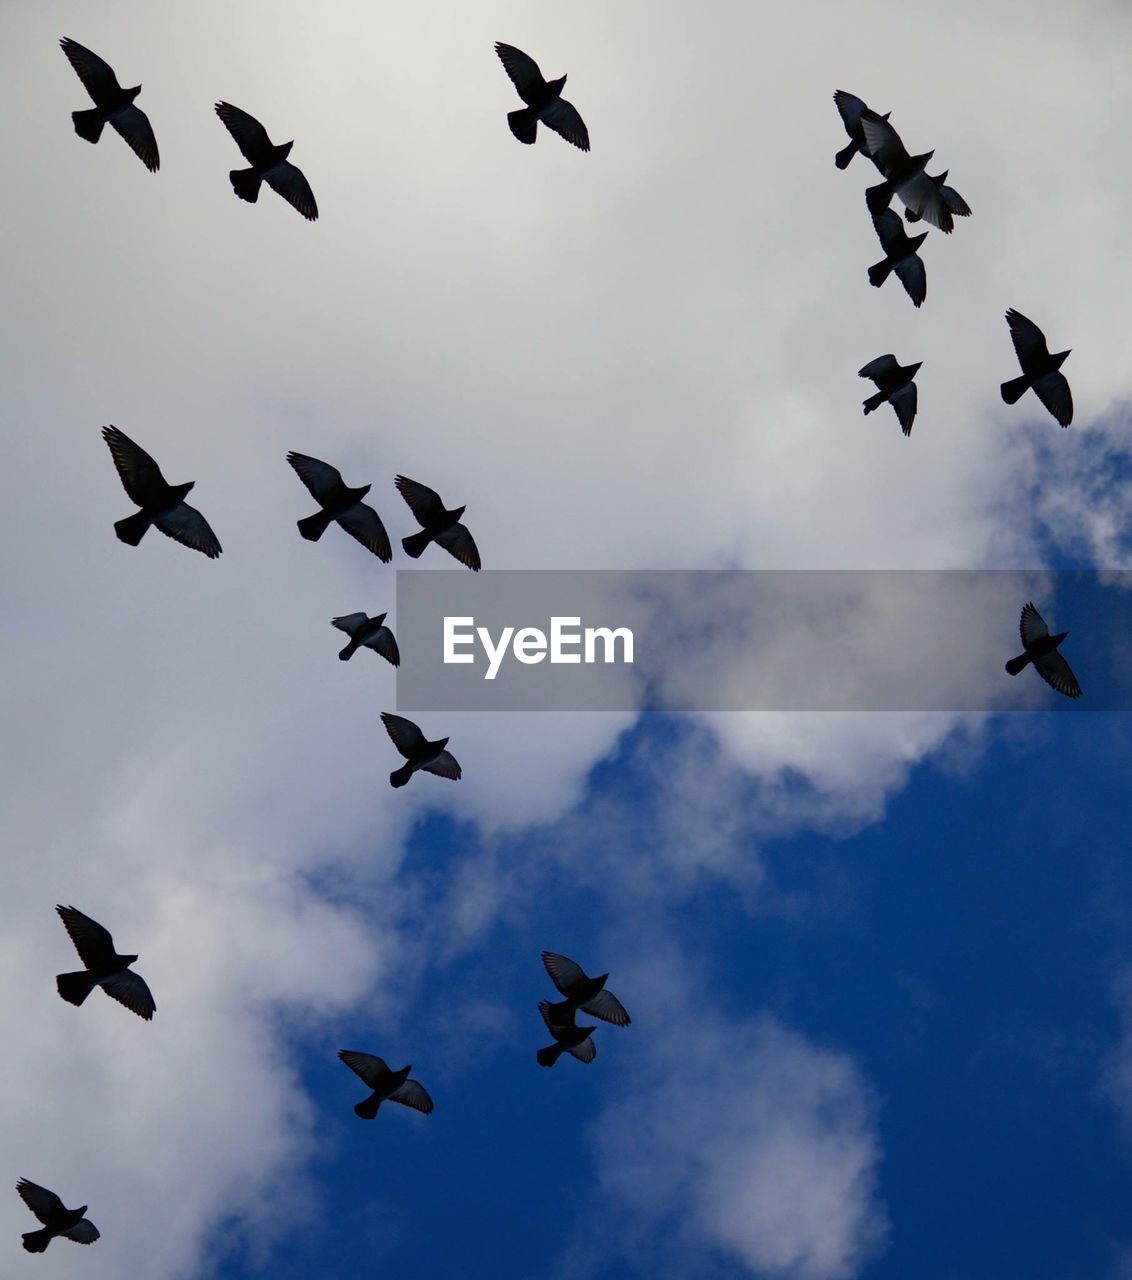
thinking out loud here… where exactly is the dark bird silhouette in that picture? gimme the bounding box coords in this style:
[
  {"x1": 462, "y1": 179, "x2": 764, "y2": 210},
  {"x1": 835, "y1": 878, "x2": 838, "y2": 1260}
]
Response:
[
  {"x1": 495, "y1": 42, "x2": 589, "y2": 151},
  {"x1": 394, "y1": 475, "x2": 480, "y2": 571},
  {"x1": 536, "y1": 1001, "x2": 597, "y2": 1067},
  {"x1": 381, "y1": 713, "x2": 461, "y2": 788},
  {"x1": 904, "y1": 170, "x2": 971, "y2": 225},
  {"x1": 60, "y1": 38, "x2": 159, "y2": 172},
  {"x1": 541, "y1": 951, "x2": 631, "y2": 1027},
  {"x1": 858, "y1": 354, "x2": 922, "y2": 437},
  {"x1": 286, "y1": 453, "x2": 391, "y2": 561},
  {"x1": 338, "y1": 1051, "x2": 433, "y2": 1120},
  {"x1": 102, "y1": 426, "x2": 221, "y2": 558},
  {"x1": 1005, "y1": 601, "x2": 1081, "y2": 698},
  {"x1": 55, "y1": 905, "x2": 156, "y2": 1020},
  {"x1": 17, "y1": 1180, "x2": 99, "y2": 1253},
  {"x1": 868, "y1": 209, "x2": 927, "y2": 308},
  {"x1": 832, "y1": 91, "x2": 889, "y2": 170},
  {"x1": 214, "y1": 102, "x2": 318, "y2": 220},
  {"x1": 860, "y1": 111, "x2": 964, "y2": 233},
  {"x1": 331, "y1": 613, "x2": 399, "y2": 665},
  {"x1": 1000, "y1": 309, "x2": 1073, "y2": 427}
]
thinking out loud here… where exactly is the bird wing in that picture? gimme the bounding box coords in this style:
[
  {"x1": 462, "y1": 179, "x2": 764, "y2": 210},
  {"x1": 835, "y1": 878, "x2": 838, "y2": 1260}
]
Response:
[
  {"x1": 56, "y1": 905, "x2": 117, "y2": 968},
  {"x1": 1005, "y1": 309, "x2": 1050, "y2": 367},
  {"x1": 287, "y1": 452, "x2": 344, "y2": 502},
  {"x1": 367, "y1": 626, "x2": 400, "y2": 668},
  {"x1": 16, "y1": 1180, "x2": 65, "y2": 1225},
  {"x1": 1019, "y1": 601, "x2": 1050, "y2": 646},
  {"x1": 541, "y1": 98, "x2": 590, "y2": 151},
  {"x1": 860, "y1": 112, "x2": 909, "y2": 173},
  {"x1": 1033, "y1": 650, "x2": 1082, "y2": 699},
  {"x1": 338, "y1": 1050, "x2": 389, "y2": 1088},
  {"x1": 898, "y1": 173, "x2": 952, "y2": 233},
  {"x1": 890, "y1": 382, "x2": 918, "y2": 436},
  {"x1": 421, "y1": 750, "x2": 461, "y2": 781},
  {"x1": 1033, "y1": 371, "x2": 1073, "y2": 427},
  {"x1": 538, "y1": 999, "x2": 564, "y2": 1031},
  {"x1": 541, "y1": 951, "x2": 588, "y2": 996},
  {"x1": 857, "y1": 354, "x2": 899, "y2": 382},
  {"x1": 381, "y1": 712, "x2": 428, "y2": 758},
  {"x1": 111, "y1": 105, "x2": 159, "y2": 172},
  {"x1": 102, "y1": 425, "x2": 167, "y2": 507},
  {"x1": 567, "y1": 1036, "x2": 597, "y2": 1063},
  {"x1": 833, "y1": 90, "x2": 868, "y2": 133},
  {"x1": 871, "y1": 208, "x2": 904, "y2": 251},
  {"x1": 389, "y1": 1080, "x2": 434, "y2": 1114},
  {"x1": 265, "y1": 162, "x2": 318, "y2": 221},
  {"x1": 938, "y1": 182, "x2": 971, "y2": 217},
  {"x1": 494, "y1": 42, "x2": 546, "y2": 98},
  {"x1": 153, "y1": 503, "x2": 222, "y2": 559},
  {"x1": 60, "y1": 38, "x2": 121, "y2": 101},
  {"x1": 214, "y1": 102, "x2": 274, "y2": 166},
  {"x1": 581, "y1": 988, "x2": 631, "y2": 1027},
  {"x1": 101, "y1": 970, "x2": 156, "y2": 1020},
  {"x1": 332, "y1": 613, "x2": 368, "y2": 636},
  {"x1": 62, "y1": 1220, "x2": 100, "y2": 1245},
  {"x1": 394, "y1": 475, "x2": 446, "y2": 525},
  {"x1": 894, "y1": 254, "x2": 926, "y2": 308},
  {"x1": 337, "y1": 503, "x2": 392, "y2": 562},
  {"x1": 435, "y1": 523, "x2": 481, "y2": 572}
]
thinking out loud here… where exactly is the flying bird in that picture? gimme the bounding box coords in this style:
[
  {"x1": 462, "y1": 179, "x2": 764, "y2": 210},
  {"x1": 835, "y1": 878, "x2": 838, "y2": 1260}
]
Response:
[
  {"x1": 286, "y1": 453, "x2": 391, "y2": 561},
  {"x1": 395, "y1": 475, "x2": 480, "y2": 571},
  {"x1": 904, "y1": 170, "x2": 971, "y2": 226},
  {"x1": 17, "y1": 1180, "x2": 99, "y2": 1254},
  {"x1": 1000, "y1": 308, "x2": 1073, "y2": 427},
  {"x1": 541, "y1": 951, "x2": 631, "y2": 1027},
  {"x1": 495, "y1": 42, "x2": 589, "y2": 151},
  {"x1": 59, "y1": 37, "x2": 159, "y2": 172},
  {"x1": 331, "y1": 613, "x2": 399, "y2": 665},
  {"x1": 55, "y1": 904, "x2": 156, "y2": 1020},
  {"x1": 867, "y1": 209, "x2": 927, "y2": 308},
  {"x1": 338, "y1": 1051, "x2": 434, "y2": 1120},
  {"x1": 214, "y1": 102, "x2": 318, "y2": 220},
  {"x1": 832, "y1": 90, "x2": 889, "y2": 170},
  {"x1": 102, "y1": 425, "x2": 221, "y2": 558},
  {"x1": 859, "y1": 354, "x2": 922, "y2": 436},
  {"x1": 381, "y1": 713, "x2": 461, "y2": 788},
  {"x1": 536, "y1": 1001, "x2": 597, "y2": 1068},
  {"x1": 860, "y1": 111, "x2": 965, "y2": 233},
  {"x1": 1005, "y1": 601, "x2": 1082, "y2": 698}
]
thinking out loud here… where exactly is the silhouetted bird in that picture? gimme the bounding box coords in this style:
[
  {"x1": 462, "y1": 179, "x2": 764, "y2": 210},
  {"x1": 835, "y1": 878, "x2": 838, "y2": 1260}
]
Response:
[
  {"x1": 860, "y1": 112, "x2": 964, "y2": 233},
  {"x1": 17, "y1": 1181, "x2": 99, "y2": 1254},
  {"x1": 55, "y1": 905, "x2": 156, "y2": 1020},
  {"x1": 1000, "y1": 308, "x2": 1073, "y2": 427},
  {"x1": 536, "y1": 1001, "x2": 597, "y2": 1067},
  {"x1": 287, "y1": 453, "x2": 391, "y2": 561},
  {"x1": 541, "y1": 951, "x2": 631, "y2": 1027},
  {"x1": 904, "y1": 170, "x2": 971, "y2": 226},
  {"x1": 868, "y1": 209, "x2": 927, "y2": 308},
  {"x1": 102, "y1": 426, "x2": 221, "y2": 558},
  {"x1": 495, "y1": 42, "x2": 589, "y2": 151},
  {"x1": 394, "y1": 475, "x2": 480, "y2": 571},
  {"x1": 60, "y1": 38, "x2": 159, "y2": 172},
  {"x1": 858, "y1": 354, "x2": 922, "y2": 436},
  {"x1": 381, "y1": 713, "x2": 461, "y2": 788},
  {"x1": 337, "y1": 1051, "x2": 434, "y2": 1119},
  {"x1": 214, "y1": 102, "x2": 317, "y2": 220},
  {"x1": 832, "y1": 91, "x2": 889, "y2": 170},
  {"x1": 331, "y1": 613, "x2": 399, "y2": 665},
  {"x1": 1005, "y1": 601, "x2": 1081, "y2": 698}
]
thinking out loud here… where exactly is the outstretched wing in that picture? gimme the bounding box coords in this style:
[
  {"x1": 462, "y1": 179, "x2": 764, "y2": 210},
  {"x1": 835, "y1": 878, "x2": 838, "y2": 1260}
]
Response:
[
  {"x1": 394, "y1": 475, "x2": 445, "y2": 526},
  {"x1": 368, "y1": 626, "x2": 400, "y2": 668},
  {"x1": 338, "y1": 503, "x2": 392, "y2": 562},
  {"x1": 1005, "y1": 309, "x2": 1050, "y2": 366},
  {"x1": 436, "y1": 523, "x2": 481, "y2": 572},
  {"x1": 64, "y1": 1219, "x2": 100, "y2": 1244},
  {"x1": 542, "y1": 98, "x2": 589, "y2": 152},
  {"x1": 101, "y1": 970, "x2": 156, "y2": 1020},
  {"x1": 833, "y1": 90, "x2": 868, "y2": 134},
  {"x1": 1033, "y1": 372, "x2": 1073, "y2": 427},
  {"x1": 381, "y1": 712, "x2": 427, "y2": 759},
  {"x1": 871, "y1": 208, "x2": 904, "y2": 251},
  {"x1": 332, "y1": 613, "x2": 368, "y2": 636},
  {"x1": 581, "y1": 988, "x2": 631, "y2": 1027},
  {"x1": 858, "y1": 354, "x2": 899, "y2": 382},
  {"x1": 111, "y1": 105, "x2": 159, "y2": 172},
  {"x1": 389, "y1": 1080, "x2": 434, "y2": 1114},
  {"x1": 1033, "y1": 650, "x2": 1082, "y2": 699},
  {"x1": 421, "y1": 750, "x2": 461, "y2": 781},
  {"x1": 898, "y1": 173, "x2": 952, "y2": 233},
  {"x1": 939, "y1": 182, "x2": 971, "y2": 217},
  {"x1": 214, "y1": 102, "x2": 274, "y2": 166},
  {"x1": 153, "y1": 502, "x2": 222, "y2": 559},
  {"x1": 541, "y1": 951, "x2": 588, "y2": 996},
  {"x1": 338, "y1": 1049, "x2": 388, "y2": 1088},
  {"x1": 894, "y1": 254, "x2": 926, "y2": 308},
  {"x1": 860, "y1": 111, "x2": 910, "y2": 174},
  {"x1": 60, "y1": 38, "x2": 121, "y2": 102},
  {"x1": 17, "y1": 1179, "x2": 65, "y2": 1225},
  {"x1": 287, "y1": 452, "x2": 344, "y2": 503},
  {"x1": 265, "y1": 162, "x2": 318, "y2": 221},
  {"x1": 1019, "y1": 601, "x2": 1050, "y2": 647},
  {"x1": 567, "y1": 1036, "x2": 597, "y2": 1063},
  {"x1": 102, "y1": 425, "x2": 167, "y2": 507},
  {"x1": 56, "y1": 905, "x2": 116, "y2": 969},
  {"x1": 495, "y1": 42, "x2": 546, "y2": 98},
  {"x1": 890, "y1": 382, "x2": 917, "y2": 436}
]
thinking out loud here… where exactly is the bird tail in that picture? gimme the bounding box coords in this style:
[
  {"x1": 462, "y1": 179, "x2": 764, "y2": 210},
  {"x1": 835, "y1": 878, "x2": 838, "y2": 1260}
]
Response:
[
  {"x1": 866, "y1": 181, "x2": 893, "y2": 214},
  {"x1": 72, "y1": 107, "x2": 106, "y2": 144},
  {"x1": 22, "y1": 1229, "x2": 52, "y2": 1254},
  {"x1": 1005, "y1": 653, "x2": 1032, "y2": 676},
  {"x1": 229, "y1": 168, "x2": 262, "y2": 203},
  {"x1": 507, "y1": 108, "x2": 538, "y2": 145},
  {"x1": 338, "y1": 639, "x2": 361, "y2": 661},
  {"x1": 114, "y1": 510, "x2": 151, "y2": 546},
  {"x1": 862, "y1": 390, "x2": 886, "y2": 415},
  {"x1": 1000, "y1": 375, "x2": 1030, "y2": 405},
  {"x1": 354, "y1": 1094, "x2": 382, "y2": 1120},
  {"x1": 390, "y1": 762, "x2": 414, "y2": 789},
  {"x1": 834, "y1": 140, "x2": 857, "y2": 170},
  {"x1": 57, "y1": 970, "x2": 98, "y2": 1006},
  {"x1": 297, "y1": 510, "x2": 335, "y2": 542},
  {"x1": 401, "y1": 529, "x2": 432, "y2": 559},
  {"x1": 537, "y1": 1043, "x2": 564, "y2": 1067},
  {"x1": 867, "y1": 258, "x2": 892, "y2": 288}
]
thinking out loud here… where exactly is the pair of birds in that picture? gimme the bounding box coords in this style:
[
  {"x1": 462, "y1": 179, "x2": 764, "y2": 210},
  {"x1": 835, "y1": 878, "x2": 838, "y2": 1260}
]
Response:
[{"x1": 536, "y1": 952, "x2": 631, "y2": 1067}]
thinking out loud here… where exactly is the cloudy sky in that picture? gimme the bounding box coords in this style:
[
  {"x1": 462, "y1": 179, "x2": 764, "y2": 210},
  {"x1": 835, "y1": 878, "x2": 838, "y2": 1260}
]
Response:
[{"x1": 4, "y1": 0, "x2": 1132, "y2": 1277}]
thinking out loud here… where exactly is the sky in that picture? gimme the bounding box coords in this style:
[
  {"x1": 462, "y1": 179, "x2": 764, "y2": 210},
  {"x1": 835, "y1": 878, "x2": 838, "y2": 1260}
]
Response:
[{"x1": 3, "y1": 0, "x2": 1132, "y2": 1277}]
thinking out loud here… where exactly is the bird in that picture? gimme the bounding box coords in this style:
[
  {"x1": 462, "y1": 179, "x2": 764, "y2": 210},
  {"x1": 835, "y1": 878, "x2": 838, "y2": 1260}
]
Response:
[
  {"x1": 832, "y1": 91, "x2": 889, "y2": 170},
  {"x1": 858, "y1": 354, "x2": 922, "y2": 436},
  {"x1": 59, "y1": 38, "x2": 159, "y2": 172},
  {"x1": 495, "y1": 42, "x2": 589, "y2": 151},
  {"x1": 1000, "y1": 308, "x2": 1073, "y2": 427},
  {"x1": 286, "y1": 453, "x2": 391, "y2": 561},
  {"x1": 541, "y1": 951, "x2": 631, "y2": 1027},
  {"x1": 394, "y1": 475, "x2": 480, "y2": 571},
  {"x1": 214, "y1": 102, "x2": 318, "y2": 220},
  {"x1": 331, "y1": 613, "x2": 399, "y2": 666},
  {"x1": 1005, "y1": 601, "x2": 1081, "y2": 698},
  {"x1": 16, "y1": 1180, "x2": 99, "y2": 1254},
  {"x1": 102, "y1": 426, "x2": 221, "y2": 558},
  {"x1": 380, "y1": 713, "x2": 461, "y2": 788},
  {"x1": 55, "y1": 904, "x2": 156, "y2": 1020},
  {"x1": 536, "y1": 1001, "x2": 597, "y2": 1067},
  {"x1": 867, "y1": 209, "x2": 927, "y2": 308},
  {"x1": 337, "y1": 1051, "x2": 434, "y2": 1120},
  {"x1": 859, "y1": 111, "x2": 963, "y2": 233},
  {"x1": 904, "y1": 170, "x2": 971, "y2": 226}
]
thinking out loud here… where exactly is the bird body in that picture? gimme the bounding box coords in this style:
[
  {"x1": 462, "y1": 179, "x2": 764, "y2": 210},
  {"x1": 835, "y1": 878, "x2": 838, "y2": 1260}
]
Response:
[
  {"x1": 55, "y1": 905, "x2": 156, "y2": 1019},
  {"x1": 60, "y1": 38, "x2": 159, "y2": 171},
  {"x1": 17, "y1": 1180, "x2": 99, "y2": 1253},
  {"x1": 832, "y1": 91, "x2": 889, "y2": 170},
  {"x1": 868, "y1": 210, "x2": 927, "y2": 307},
  {"x1": 215, "y1": 103, "x2": 318, "y2": 220},
  {"x1": 541, "y1": 951, "x2": 632, "y2": 1027},
  {"x1": 495, "y1": 42, "x2": 590, "y2": 151},
  {"x1": 1000, "y1": 309, "x2": 1073, "y2": 426},
  {"x1": 331, "y1": 613, "x2": 399, "y2": 665},
  {"x1": 858, "y1": 354, "x2": 922, "y2": 436},
  {"x1": 338, "y1": 1051, "x2": 434, "y2": 1120},
  {"x1": 381, "y1": 713, "x2": 461, "y2": 787},
  {"x1": 287, "y1": 453, "x2": 391, "y2": 561},
  {"x1": 859, "y1": 111, "x2": 964, "y2": 232},
  {"x1": 536, "y1": 1001, "x2": 597, "y2": 1067},
  {"x1": 1005, "y1": 601, "x2": 1081, "y2": 698},
  {"x1": 394, "y1": 475, "x2": 481, "y2": 571}
]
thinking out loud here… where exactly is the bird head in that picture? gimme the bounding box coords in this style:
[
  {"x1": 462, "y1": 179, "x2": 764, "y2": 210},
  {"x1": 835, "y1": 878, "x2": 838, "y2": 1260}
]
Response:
[
  {"x1": 374, "y1": 612, "x2": 387, "y2": 626},
  {"x1": 881, "y1": 111, "x2": 892, "y2": 121},
  {"x1": 452, "y1": 505, "x2": 467, "y2": 520},
  {"x1": 358, "y1": 482, "x2": 372, "y2": 497},
  {"x1": 126, "y1": 86, "x2": 142, "y2": 102},
  {"x1": 76, "y1": 1205, "x2": 89, "y2": 1217},
  {"x1": 1053, "y1": 350, "x2": 1072, "y2": 368},
  {"x1": 280, "y1": 140, "x2": 295, "y2": 158},
  {"x1": 934, "y1": 169, "x2": 949, "y2": 184},
  {"x1": 435, "y1": 737, "x2": 450, "y2": 751},
  {"x1": 549, "y1": 74, "x2": 567, "y2": 94},
  {"x1": 124, "y1": 954, "x2": 139, "y2": 965},
  {"x1": 173, "y1": 482, "x2": 195, "y2": 502},
  {"x1": 910, "y1": 232, "x2": 929, "y2": 252},
  {"x1": 912, "y1": 149, "x2": 934, "y2": 167},
  {"x1": 1052, "y1": 630, "x2": 1069, "y2": 645},
  {"x1": 908, "y1": 361, "x2": 924, "y2": 376}
]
